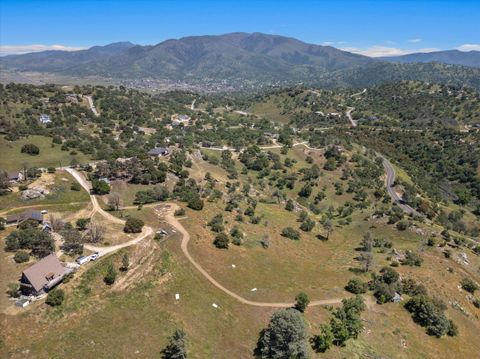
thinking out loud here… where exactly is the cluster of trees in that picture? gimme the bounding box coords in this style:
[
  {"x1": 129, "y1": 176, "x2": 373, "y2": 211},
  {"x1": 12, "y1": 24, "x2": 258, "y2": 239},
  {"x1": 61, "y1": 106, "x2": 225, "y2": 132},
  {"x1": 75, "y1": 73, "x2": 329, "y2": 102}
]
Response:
[
  {"x1": 255, "y1": 294, "x2": 367, "y2": 358},
  {"x1": 5, "y1": 220, "x2": 55, "y2": 259}
]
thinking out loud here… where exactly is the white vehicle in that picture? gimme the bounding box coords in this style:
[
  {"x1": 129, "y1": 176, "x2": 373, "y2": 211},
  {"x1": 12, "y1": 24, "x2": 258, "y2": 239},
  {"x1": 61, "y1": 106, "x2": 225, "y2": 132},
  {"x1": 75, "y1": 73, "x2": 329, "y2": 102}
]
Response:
[
  {"x1": 90, "y1": 252, "x2": 99, "y2": 261},
  {"x1": 76, "y1": 256, "x2": 91, "y2": 265},
  {"x1": 41, "y1": 210, "x2": 48, "y2": 214}
]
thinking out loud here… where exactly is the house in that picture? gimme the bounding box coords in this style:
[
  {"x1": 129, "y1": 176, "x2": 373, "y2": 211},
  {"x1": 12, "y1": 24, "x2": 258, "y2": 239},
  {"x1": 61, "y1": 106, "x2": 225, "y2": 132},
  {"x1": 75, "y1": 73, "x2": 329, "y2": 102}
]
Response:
[
  {"x1": 6, "y1": 210, "x2": 44, "y2": 225},
  {"x1": 39, "y1": 114, "x2": 51, "y2": 124},
  {"x1": 171, "y1": 114, "x2": 191, "y2": 126},
  {"x1": 148, "y1": 147, "x2": 169, "y2": 157},
  {"x1": 7, "y1": 170, "x2": 24, "y2": 183},
  {"x1": 20, "y1": 254, "x2": 68, "y2": 296}
]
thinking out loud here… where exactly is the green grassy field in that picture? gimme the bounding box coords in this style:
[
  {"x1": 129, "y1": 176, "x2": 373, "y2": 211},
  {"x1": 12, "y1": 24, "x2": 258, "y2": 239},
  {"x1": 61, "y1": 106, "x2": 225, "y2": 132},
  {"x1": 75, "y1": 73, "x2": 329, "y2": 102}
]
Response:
[{"x1": 0, "y1": 135, "x2": 91, "y2": 172}]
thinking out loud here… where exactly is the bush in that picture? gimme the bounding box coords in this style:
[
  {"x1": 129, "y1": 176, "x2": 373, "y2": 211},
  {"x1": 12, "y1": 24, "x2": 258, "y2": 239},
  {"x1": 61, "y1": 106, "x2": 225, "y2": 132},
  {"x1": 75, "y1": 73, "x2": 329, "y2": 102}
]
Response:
[
  {"x1": 123, "y1": 217, "x2": 144, "y2": 233},
  {"x1": 91, "y1": 179, "x2": 110, "y2": 195},
  {"x1": 396, "y1": 220, "x2": 409, "y2": 231},
  {"x1": 76, "y1": 217, "x2": 90, "y2": 231},
  {"x1": 187, "y1": 192, "x2": 204, "y2": 210},
  {"x1": 405, "y1": 295, "x2": 455, "y2": 337},
  {"x1": 14, "y1": 251, "x2": 30, "y2": 263},
  {"x1": 281, "y1": 227, "x2": 300, "y2": 240},
  {"x1": 7, "y1": 283, "x2": 20, "y2": 298},
  {"x1": 311, "y1": 324, "x2": 334, "y2": 353},
  {"x1": 70, "y1": 182, "x2": 81, "y2": 191},
  {"x1": 174, "y1": 208, "x2": 186, "y2": 216},
  {"x1": 460, "y1": 277, "x2": 478, "y2": 294},
  {"x1": 213, "y1": 233, "x2": 229, "y2": 249},
  {"x1": 345, "y1": 278, "x2": 367, "y2": 294},
  {"x1": 47, "y1": 167, "x2": 56, "y2": 173},
  {"x1": 21, "y1": 143, "x2": 40, "y2": 155},
  {"x1": 104, "y1": 263, "x2": 117, "y2": 285},
  {"x1": 401, "y1": 251, "x2": 423, "y2": 266},
  {"x1": 46, "y1": 288, "x2": 65, "y2": 306},
  {"x1": 294, "y1": 292, "x2": 310, "y2": 312}
]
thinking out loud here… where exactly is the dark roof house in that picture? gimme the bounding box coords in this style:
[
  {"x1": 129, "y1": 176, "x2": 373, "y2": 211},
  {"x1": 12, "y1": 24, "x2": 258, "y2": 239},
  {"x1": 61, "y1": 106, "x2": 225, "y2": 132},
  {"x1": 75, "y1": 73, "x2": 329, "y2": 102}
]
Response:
[
  {"x1": 6, "y1": 210, "x2": 43, "y2": 225},
  {"x1": 20, "y1": 254, "x2": 67, "y2": 296},
  {"x1": 148, "y1": 147, "x2": 169, "y2": 156}
]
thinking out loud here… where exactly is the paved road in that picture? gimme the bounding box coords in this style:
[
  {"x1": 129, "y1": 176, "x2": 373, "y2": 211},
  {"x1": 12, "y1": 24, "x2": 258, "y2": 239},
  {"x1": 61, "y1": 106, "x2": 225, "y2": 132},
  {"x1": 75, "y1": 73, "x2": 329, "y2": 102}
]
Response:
[
  {"x1": 377, "y1": 155, "x2": 416, "y2": 215},
  {"x1": 85, "y1": 95, "x2": 100, "y2": 117},
  {"x1": 64, "y1": 167, "x2": 153, "y2": 257}
]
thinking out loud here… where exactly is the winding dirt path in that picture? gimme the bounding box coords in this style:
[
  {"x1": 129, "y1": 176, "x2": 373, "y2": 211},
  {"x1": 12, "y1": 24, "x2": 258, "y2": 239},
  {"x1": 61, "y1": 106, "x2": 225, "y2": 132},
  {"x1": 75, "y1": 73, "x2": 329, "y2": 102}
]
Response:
[
  {"x1": 65, "y1": 167, "x2": 345, "y2": 307},
  {"x1": 64, "y1": 167, "x2": 153, "y2": 257},
  {"x1": 165, "y1": 203, "x2": 344, "y2": 307}
]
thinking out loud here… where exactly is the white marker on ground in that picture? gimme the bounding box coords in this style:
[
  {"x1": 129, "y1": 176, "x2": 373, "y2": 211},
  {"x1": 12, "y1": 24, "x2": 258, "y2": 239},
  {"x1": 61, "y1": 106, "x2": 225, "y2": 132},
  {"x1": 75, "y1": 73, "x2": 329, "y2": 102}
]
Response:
[
  {"x1": 231, "y1": 264, "x2": 236, "y2": 268},
  {"x1": 175, "y1": 293, "x2": 180, "y2": 300},
  {"x1": 212, "y1": 303, "x2": 219, "y2": 308},
  {"x1": 251, "y1": 288, "x2": 257, "y2": 292}
]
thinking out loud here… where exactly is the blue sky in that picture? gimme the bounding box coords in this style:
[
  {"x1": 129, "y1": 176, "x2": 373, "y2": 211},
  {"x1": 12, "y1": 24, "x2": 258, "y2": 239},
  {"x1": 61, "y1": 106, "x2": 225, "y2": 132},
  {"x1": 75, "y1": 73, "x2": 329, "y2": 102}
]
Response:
[{"x1": 1, "y1": 0, "x2": 479, "y2": 56}]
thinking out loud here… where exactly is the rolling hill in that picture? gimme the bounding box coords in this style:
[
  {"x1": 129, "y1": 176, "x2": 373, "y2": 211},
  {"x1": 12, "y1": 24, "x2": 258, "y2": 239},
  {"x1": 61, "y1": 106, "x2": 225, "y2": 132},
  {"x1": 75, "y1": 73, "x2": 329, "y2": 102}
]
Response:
[
  {"x1": 380, "y1": 50, "x2": 480, "y2": 68},
  {"x1": 1, "y1": 33, "x2": 480, "y2": 91}
]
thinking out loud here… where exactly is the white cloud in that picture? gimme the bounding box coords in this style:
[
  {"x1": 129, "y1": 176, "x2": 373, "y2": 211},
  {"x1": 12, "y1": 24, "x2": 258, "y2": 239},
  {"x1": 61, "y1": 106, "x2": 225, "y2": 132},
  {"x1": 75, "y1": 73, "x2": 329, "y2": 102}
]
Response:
[
  {"x1": 0, "y1": 44, "x2": 85, "y2": 56},
  {"x1": 457, "y1": 44, "x2": 480, "y2": 51},
  {"x1": 408, "y1": 38, "x2": 422, "y2": 43},
  {"x1": 322, "y1": 41, "x2": 335, "y2": 46},
  {"x1": 341, "y1": 45, "x2": 440, "y2": 57}
]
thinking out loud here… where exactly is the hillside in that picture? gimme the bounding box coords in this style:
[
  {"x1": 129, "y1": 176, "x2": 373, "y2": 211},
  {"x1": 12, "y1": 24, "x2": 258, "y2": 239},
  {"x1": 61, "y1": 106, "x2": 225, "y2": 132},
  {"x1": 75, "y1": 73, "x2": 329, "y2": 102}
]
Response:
[
  {"x1": 2, "y1": 33, "x2": 480, "y2": 91},
  {"x1": 381, "y1": 50, "x2": 480, "y2": 68}
]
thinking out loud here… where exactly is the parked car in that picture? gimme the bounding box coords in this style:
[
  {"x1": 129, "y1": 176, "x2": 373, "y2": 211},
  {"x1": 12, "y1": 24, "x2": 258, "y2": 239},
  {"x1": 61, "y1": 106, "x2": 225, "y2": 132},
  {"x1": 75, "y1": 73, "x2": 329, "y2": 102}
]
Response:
[
  {"x1": 76, "y1": 256, "x2": 91, "y2": 265},
  {"x1": 41, "y1": 210, "x2": 48, "y2": 214}
]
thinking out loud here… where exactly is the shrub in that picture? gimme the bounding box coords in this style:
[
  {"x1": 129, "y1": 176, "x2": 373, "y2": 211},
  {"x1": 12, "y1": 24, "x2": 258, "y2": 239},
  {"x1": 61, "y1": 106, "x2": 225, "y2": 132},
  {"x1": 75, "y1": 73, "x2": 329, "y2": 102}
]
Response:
[
  {"x1": 123, "y1": 217, "x2": 144, "y2": 233},
  {"x1": 161, "y1": 329, "x2": 188, "y2": 359},
  {"x1": 396, "y1": 220, "x2": 409, "y2": 231},
  {"x1": 104, "y1": 263, "x2": 117, "y2": 285},
  {"x1": 460, "y1": 277, "x2": 478, "y2": 294},
  {"x1": 213, "y1": 233, "x2": 229, "y2": 249},
  {"x1": 404, "y1": 295, "x2": 456, "y2": 337},
  {"x1": 46, "y1": 288, "x2": 65, "y2": 306},
  {"x1": 91, "y1": 179, "x2": 110, "y2": 195},
  {"x1": 294, "y1": 292, "x2": 310, "y2": 312},
  {"x1": 21, "y1": 143, "x2": 40, "y2": 155},
  {"x1": 187, "y1": 192, "x2": 203, "y2": 210},
  {"x1": 311, "y1": 324, "x2": 333, "y2": 353},
  {"x1": 47, "y1": 167, "x2": 56, "y2": 173},
  {"x1": 174, "y1": 208, "x2": 186, "y2": 216},
  {"x1": 401, "y1": 251, "x2": 423, "y2": 266},
  {"x1": 345, "y1": 278, "x2": 367, "y2": 294},
  {"x1": 14, "y1": 251, "x2": 30, "y2": 263},
  {"x1": 281, "y1": 227, "x2": 300, "y2": 240},
  {"x1": 7, "y1": 283, "x2": 20, "y2": 298},
  {"x1": 70, "y1": 182, "x2": 81, "y2": 191},
  {"x1": 76, "y1": 217, "x2": 90, "y2": 231}
]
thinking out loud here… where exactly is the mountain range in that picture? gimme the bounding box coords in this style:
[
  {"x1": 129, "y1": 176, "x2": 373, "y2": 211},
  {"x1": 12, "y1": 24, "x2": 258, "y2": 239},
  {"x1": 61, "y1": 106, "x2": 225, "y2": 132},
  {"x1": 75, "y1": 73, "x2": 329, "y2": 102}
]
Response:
[{"x1": 1, "y1": 32, "x2": 479, "y2": 91}]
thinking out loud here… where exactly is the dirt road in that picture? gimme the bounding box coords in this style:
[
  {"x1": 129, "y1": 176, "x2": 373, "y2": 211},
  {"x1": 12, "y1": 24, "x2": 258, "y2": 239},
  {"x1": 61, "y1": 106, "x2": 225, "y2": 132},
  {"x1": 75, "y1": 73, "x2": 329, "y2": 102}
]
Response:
[{"x1": 64, "y1": 167, "x2": 153, "y2": 257}]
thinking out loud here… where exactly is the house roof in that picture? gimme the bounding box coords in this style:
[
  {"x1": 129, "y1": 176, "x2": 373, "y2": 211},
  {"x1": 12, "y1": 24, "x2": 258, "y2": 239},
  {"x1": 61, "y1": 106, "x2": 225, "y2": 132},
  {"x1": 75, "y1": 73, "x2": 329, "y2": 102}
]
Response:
[
  {"x1": 148, "y1": 147, "x2": 169, "y2": 155},
  {"x1": 7, "y1": 171, "x2": 21, "y2": 180},
  {"x1": 22, "y1": 254, "x2": 66, "y2": 292},
  {"x1": 6, "y1": 210, "x2": 43, "y2": 223}
]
